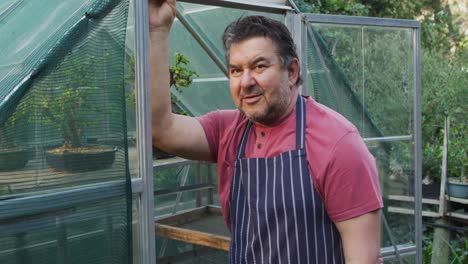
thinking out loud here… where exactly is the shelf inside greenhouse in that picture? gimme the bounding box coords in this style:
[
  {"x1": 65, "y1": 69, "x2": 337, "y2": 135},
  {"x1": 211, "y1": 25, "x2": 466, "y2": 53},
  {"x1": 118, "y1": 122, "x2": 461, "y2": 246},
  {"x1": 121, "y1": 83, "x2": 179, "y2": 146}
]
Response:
[{"x1": 156, "y1": 206, "x2": 230, "y2": 251}]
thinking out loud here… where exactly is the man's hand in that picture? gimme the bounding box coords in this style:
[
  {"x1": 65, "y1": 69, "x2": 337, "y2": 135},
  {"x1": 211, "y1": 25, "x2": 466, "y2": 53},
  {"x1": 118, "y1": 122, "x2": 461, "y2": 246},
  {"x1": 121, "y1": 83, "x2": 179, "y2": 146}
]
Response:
[
  {"x1": 148, "y1": 0, "x2": 176, "y2": 33},
  {"x1": 148, "y1": 0, "x2": 212, "y2": 161}
]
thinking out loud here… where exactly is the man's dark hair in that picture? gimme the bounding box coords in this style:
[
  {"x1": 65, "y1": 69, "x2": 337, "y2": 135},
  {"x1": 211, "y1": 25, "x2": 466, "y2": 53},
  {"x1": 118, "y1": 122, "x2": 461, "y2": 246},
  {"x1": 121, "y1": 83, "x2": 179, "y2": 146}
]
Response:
[{"x1": 222, "y1": 15, "x2": 302, "y2": 86}]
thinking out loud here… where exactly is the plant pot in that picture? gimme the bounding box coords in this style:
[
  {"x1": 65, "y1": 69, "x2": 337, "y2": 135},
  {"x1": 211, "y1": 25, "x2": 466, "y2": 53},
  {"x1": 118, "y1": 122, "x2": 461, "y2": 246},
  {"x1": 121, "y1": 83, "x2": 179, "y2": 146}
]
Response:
[
  {"x1": 409, "y1": 179, "x2": 441, "y2": 199},
  {"x1": 0, "y1": 147, "x2": 31, "y2": 171},
  {"x1": 422, "y1": 183, "x2": 441, "y2": 199},
  {"x1": 446, "y1": 177, "x2": 468, "y2": 199},
  {"x1": 152, "y1": 146, "x2": 175, "y2": 160},
  {"x1": 46, "y1": 144, "x2": 117, "y2": 172}
]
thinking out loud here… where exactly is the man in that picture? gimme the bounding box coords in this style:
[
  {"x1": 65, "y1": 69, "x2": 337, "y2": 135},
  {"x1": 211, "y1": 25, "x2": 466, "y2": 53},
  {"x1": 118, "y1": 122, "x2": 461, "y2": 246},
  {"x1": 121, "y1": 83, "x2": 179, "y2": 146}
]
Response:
[{"x1": 149, "y1": 0, "x2": 383, "y2": 263}]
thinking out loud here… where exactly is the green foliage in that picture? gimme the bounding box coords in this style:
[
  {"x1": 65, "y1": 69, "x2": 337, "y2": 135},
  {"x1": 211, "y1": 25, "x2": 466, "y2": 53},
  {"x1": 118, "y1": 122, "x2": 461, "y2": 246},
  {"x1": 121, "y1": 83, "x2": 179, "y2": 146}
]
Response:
[
  {"x1": 423, "y1": 226, "x2": 468, "y2": 264},
  {"x1": 421, "y1": 49, "x2": 467, "y2": 181},
  {"x1": 449, "y1": 236, "x2": 468, "y2": 264},
  {"x1": 32, "y1": 54, "x2": 113, "y2": 148},
  {"x1": 2, "y1": 55, "x2": 90, "y2": 148},
  {"x1": 296, "y1": 0, "x2": 369, "y2": 16},
  {"x1": 10, "y1": 49, "x2": 125, "y2": 149},
  {"x1": 295, "y1": 0, "x2": 467, "y2": 54},
  {"x1": 169, "y1": 52, "x2": 199, "y2": 116},
  {"x1": 170, "y1": 52, "x2": 198, "y2": 93},
  {"x1": 423, "y1": 232, "x2": 434, "y2": 263},
  {"x1": 360, "y1": 0, "x2": 429, "y2": 19},
  {"x1": 125, "y1": 54, "x2": 136, "y2": 107},
  {"x1": 421, "y1": 6, "x2": 466, "y2": 55},
  {"x1": 314, "y1": 25, "x2": 413, "y2": 137},
  {"x1": 154, "y1": 169, "x2": 180, "y2": 189}
]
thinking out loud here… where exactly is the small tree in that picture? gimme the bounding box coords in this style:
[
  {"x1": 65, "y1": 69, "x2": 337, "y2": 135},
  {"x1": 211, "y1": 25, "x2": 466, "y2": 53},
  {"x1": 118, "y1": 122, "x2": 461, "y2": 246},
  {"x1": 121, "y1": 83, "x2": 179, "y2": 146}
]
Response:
[{"x1": 31, "y1": 52, "x2": 119, "y2": 151}]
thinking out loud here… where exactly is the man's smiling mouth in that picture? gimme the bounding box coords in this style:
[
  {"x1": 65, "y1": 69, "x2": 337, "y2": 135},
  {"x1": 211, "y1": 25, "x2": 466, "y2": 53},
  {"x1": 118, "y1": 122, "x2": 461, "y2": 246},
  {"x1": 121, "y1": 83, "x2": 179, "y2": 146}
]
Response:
[{"x1": 242, "y1": 93, "x2": 263, "y2": 104}]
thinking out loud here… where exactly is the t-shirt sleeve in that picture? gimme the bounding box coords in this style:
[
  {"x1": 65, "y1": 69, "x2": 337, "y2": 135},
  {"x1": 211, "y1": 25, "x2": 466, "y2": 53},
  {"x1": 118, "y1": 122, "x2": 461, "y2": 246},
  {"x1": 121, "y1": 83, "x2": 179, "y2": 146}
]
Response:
[
  {"x1": 196, "y1": 111, "x2": 222, "y2": 163},
  {"x1": 323, "y1": 131, "x2": 383, "y2": 222}
]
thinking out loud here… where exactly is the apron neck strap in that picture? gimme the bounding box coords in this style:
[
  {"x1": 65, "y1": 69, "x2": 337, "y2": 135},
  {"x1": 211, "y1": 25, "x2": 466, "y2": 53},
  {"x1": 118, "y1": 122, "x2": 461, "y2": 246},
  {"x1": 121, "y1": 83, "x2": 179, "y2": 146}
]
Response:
[
  {"x1": 296, "y1": 95, "x2": 306, "y2": 150},
  {"x1": 237, "y1": 96, "x2": 306, "y2": 159}
]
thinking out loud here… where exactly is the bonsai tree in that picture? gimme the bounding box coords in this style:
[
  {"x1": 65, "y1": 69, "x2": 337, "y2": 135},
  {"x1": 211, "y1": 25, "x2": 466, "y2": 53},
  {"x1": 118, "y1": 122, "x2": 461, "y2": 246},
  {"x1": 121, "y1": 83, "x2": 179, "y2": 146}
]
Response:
[
  {"x1": 445, "y1": 121, "x2": 468, "y2": 199},
  {"x1": 169, "y1": 52, "x2": 198, "y2": 114},
  {"x1": 447, "y1": 122, "x2": 467, "y2": 184},
  {"x1": 34, "y1": 53, "x2": 118, "y2": 152},
  {"x1": 21, "y1": 52, "x2": 123, "y2": 172}
]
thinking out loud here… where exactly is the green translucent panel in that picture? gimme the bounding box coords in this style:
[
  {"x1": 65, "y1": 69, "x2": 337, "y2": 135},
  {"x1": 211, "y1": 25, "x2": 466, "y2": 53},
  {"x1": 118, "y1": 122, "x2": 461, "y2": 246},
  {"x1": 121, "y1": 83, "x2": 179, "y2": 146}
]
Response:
[
  {"x1": 169, "y1": 16, "x2": 225, "y2": 78},
  {"x1": 0, "y1": 0, "x2": 91, "y2": 63},
  {"x1": 307, "y1": 25, "x2": 377, "y2": 138},
  {"x1": 361, "y1": 27, "x2": 414, "y2": 136},
  {"x1": 0, "y1": 0, "x2": 18, "y2": 12},
  {"x1": 1, "y1": 0, "x2": 132, "y2": 263},
  {"x1": 307, "y1": 22, "x2": 416, "y2": 253},
  {"x1": 0, "y1": 194, "x2": 131, "y2": 264},
  {"x1": 307, "y1": 24, "x2": 414, "y2": 137},
  {"x1": 173, "y1": 79, "x2": 234, "y2": 116},
  {"x1": 1, "y1": 1, "x2": 130, "y2": 195},
  {"x1": 154, "y1": 161, "x2": 219, "y2": 260},
  {"x1": 367, "y1": 140, "x2": 414, "y2": 197},
  {"x1": 154, "y1": 163, "x2": 216, "y2": 217},
  {"x1": 0, "y1": 0, "x2": 96, "y2": 97},
  {"x1": 367, "y1": 140, "x2": 415, "y2": 248}
]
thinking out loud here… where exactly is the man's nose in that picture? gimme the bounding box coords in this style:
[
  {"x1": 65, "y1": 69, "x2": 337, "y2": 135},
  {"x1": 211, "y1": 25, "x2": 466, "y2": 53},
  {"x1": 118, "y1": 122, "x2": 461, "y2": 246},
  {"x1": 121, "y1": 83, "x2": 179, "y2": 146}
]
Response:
[{"x1": 240, "y1": 70, "x2": 256, "y2": 90}]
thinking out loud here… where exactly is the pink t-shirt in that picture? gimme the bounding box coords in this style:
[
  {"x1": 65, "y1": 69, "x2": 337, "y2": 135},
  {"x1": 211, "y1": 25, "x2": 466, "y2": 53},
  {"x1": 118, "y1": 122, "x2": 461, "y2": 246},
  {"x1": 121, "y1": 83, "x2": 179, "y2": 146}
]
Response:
[{"x1": 197, "y1": 96, "x2": 383, "y2": 227}]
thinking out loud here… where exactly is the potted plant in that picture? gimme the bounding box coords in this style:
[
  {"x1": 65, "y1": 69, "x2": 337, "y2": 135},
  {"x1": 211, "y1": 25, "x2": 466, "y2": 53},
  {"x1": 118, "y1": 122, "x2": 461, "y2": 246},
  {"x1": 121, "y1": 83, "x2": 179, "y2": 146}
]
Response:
[
  {"x1": 127, "y1": 52, "x2": 198, "y2": 159},
  {"x1": 446, "y1": 125, "x2": 468, "y2": 199},
  {"x1": 32, "y1": 54, "x2": 119, "y2": 172},
  {"x1": 421, "y1": 142, "x2": 444, "y2": 199},
  {"x1": 447, "y1": 171, "x2": 468, "y2": 199}
]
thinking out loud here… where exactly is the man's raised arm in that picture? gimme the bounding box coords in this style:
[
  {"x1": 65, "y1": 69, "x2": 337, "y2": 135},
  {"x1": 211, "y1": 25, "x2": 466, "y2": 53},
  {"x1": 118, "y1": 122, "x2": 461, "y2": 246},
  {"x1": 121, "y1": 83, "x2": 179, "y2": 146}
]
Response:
[{"x1": 148, "y1": 0, "x2": 212, "y2": 161}]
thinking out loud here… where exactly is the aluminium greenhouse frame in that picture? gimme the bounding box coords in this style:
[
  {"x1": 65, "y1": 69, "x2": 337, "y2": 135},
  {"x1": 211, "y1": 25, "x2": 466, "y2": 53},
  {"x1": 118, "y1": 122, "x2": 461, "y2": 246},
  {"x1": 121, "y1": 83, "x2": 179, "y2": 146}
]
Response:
[
  {"x1": 133, "y1": 0, "x2": 422, "y2": 263},
  {"x1": 304, "y1": 14, "x2": 423, "y2": 263}
]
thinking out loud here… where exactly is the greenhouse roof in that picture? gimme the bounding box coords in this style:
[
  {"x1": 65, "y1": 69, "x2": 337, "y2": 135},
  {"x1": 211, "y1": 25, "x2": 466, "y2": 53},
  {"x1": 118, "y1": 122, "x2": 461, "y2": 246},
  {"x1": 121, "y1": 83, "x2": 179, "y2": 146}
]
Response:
[{"x1": 0, "y1": 0, "x2": 126, "y2": 124}]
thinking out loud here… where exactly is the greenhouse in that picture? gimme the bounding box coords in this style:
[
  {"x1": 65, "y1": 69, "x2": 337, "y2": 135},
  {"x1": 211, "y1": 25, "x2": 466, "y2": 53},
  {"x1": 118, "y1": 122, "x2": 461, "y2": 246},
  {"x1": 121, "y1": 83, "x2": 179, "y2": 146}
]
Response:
[{"x1": 0, "y1": 0, "x2": 428, "y2": 263}]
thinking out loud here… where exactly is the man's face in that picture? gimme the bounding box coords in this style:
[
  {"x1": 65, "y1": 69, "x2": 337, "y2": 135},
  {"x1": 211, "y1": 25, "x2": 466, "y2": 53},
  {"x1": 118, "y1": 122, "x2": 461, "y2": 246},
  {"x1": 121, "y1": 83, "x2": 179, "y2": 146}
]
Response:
[{"x1": 228, "y1": 37, "x2": 299, "y2": 126}]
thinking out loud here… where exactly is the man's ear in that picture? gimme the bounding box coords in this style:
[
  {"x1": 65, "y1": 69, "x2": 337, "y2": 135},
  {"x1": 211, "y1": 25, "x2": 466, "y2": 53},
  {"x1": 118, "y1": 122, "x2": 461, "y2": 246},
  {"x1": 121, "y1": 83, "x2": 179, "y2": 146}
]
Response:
[{"x1": 288, "y1": 58, "x2": 300, "y2": 86}]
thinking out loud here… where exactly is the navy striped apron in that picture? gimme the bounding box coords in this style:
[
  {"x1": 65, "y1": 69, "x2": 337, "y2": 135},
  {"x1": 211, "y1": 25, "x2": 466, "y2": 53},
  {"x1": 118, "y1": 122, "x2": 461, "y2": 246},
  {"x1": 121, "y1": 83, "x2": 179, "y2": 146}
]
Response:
[{"x1": 228, "y1": 96, "x2": 344, "y2": 264}]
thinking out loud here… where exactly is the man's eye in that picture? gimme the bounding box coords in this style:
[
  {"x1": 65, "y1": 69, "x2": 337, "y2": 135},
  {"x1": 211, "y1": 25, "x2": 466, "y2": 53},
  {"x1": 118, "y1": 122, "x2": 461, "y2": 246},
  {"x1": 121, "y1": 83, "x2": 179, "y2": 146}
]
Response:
[
  {"x1": 230, "y1": 69, "x2": 242, "y2": 76},
  {"x1": 255, "y1": 65, "x2": 266, "y2": 71}
]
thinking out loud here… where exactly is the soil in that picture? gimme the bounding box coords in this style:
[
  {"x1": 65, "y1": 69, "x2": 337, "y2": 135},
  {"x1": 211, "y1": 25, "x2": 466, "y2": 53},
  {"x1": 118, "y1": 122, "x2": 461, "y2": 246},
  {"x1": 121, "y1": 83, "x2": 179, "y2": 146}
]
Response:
[
  {"x1": 47, "y1": 145, "x2": 115, "y2": 155},
  {"x1": 448, "y1": 177, "x2": 468, "y2": 184}
]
